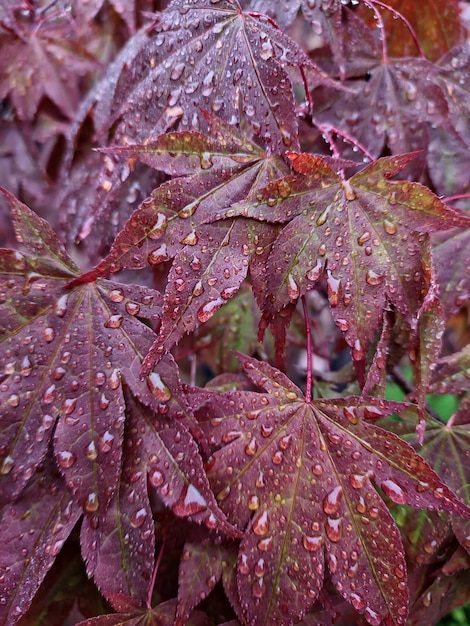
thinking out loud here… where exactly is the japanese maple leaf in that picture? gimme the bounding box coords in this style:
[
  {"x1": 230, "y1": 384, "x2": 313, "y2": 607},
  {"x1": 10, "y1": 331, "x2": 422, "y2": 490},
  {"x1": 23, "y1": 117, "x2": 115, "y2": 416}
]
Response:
[
  {"x1": 0, "y1": 11, "x2": 97, "y2": 120},
  {"x1": 223, "y1": 152, "x2": 470, "y2": 366},
  {"x1": 0, "y1": 189, "x2": 239, "y2": 616},
  {"x1": 196, "y1": 354, "x2": 470, "y2": 626},
  {"x1": 394, "y1": 410, "x2": 470, "y2": 560},
  {"x1": 434, "y1": 226, "x2": 470, "y2": 319},
  {"x1": 73, "y1": 118, "x2": 289, "y2": 369},
  {"x1": 107, "y1": 0, "x2": 328, "y2": 153},
  {"x1": 0, "y1": 457, "x2": 82, "y2": 626}
]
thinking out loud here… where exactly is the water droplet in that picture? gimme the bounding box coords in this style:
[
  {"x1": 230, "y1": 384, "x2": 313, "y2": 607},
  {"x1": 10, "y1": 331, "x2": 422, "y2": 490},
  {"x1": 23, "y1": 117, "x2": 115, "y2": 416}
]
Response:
[
  {"x1": 148, "y1": 244, "x2": 168, "y2": 265},
  {"x1": 205, "y1": 513, "x2": 218, "y2": 529},
  {"x1": 260, "y1": 38, "x2": 274, "y2": 60},
  {"x1": 272, "y1": 450, "x2": 283, "y2": 465},
  {"x1": 109, "y1": 289, "x2": 124, "y2": 302},
  {"x1": 253, "y1": 510, "x2": 269, "y2": 535},
  {"x1": 172, "y1": 484, "x2": 208, "y2": 516},
  {"x1": 323, "y1": 486, "x2": 343, "y2": 515},
  {"x1": 63, "y1": 398, "x2": 77, "y2": 415},
  {"x1": 357, "y1": 231, "x2": 371, "y2": 246},
  {"x1": 351, "y1": 339, "x2": 364, "y2": 361},
  {"x1": 85, "y1": 492, "x2": 99, "y2": 512},
  {"x1": 104, "y1": 314, "x2": 123, "y2": 328},
  {"x1": 350, "y1": 592, "x2": 365, "y2": 610},
  {"x1": 366, "y1": 269, "x2": 384, "y2": 285},
  {"x1": 245, "y1": 438, "x2": 258, "y2": 456},
  {"x1": 57, "y1": 450, "x2": 77, "y2": 468},
  {"x1": 85, "y1": 441, "x2": 97, "y2": 460},
  {"x1": 316, "y1": 204, "x2": 331, "y2": 226},
  {"x1": 42, "y1": 384, "x2": 56, "y2": 404},
  {"x1": 221, "y1": 286, "x2": 238, "y2": 300},
  {"x1": 383, "y1": 218, "x2": 397, "y2": 235},
  {"x1": 108, "y1": 369, "x2": 121, "y2": 390},
  {"x1": 192, "y1": 280, "x2": 204, "y2": 297},
  {"x1": 149, "y1": 468, "x2": 165, "y2": 487},
  {"x1": 170, "y1": 62, "x2": 185, "y2": 81},
  {"x1": 7, "y1": 394, "x2": 20, "y2": 407},
  {"x1": 325, "y1": 517, "x2": 342, "y2": 542},
  {"x1": 130, "y1": 507, "x2": 147, "y2": 528},
  {"x1": 54, "y1": 293, "x2": 68, "y2": 317},
  {"x1": 326, "y1": 270, "x2": 341, "y2": 307},
  {"x1": 197, "y1": 298, "x2": 224, "y2": 323},
  {"x1": 307, "y1": 259, "x2": 323, "y2": 282},
  {"x1": 0, "y1": 456, "x2": 14, "y2": 475},
  {"x1": 381, "y1": 479, "x2": 407, "y2": 504},
  {"x1": 147, "y1": 372, "x2": 172, "y2": 401},
  {"x1": 239, "y1": 552, "x2": 249, "y2": 574},
  {"x1": 43, "y1": 327, "x2": 55, "y2": 342},
  {"x1": 99, "y1": 431, "x2": 114, "y2": 452},
  {"x1": 336, "y1": 318, "x2": 350, "y2": 332},
  {"x1": 364, "y1": 607, "x2": 381, "y2": 625},
  {"x1": 287, "y1": 274, "x2": 300, "y2": 300},
  {"x1": 302, "y1": 534, "x2": 323, "y2": 552},
  {"x1": 252, "y1": 578, "x2": 266, "y2": 598},
  {"x1": 349, "y1": 473, "x2": 368, "y2": 488}
]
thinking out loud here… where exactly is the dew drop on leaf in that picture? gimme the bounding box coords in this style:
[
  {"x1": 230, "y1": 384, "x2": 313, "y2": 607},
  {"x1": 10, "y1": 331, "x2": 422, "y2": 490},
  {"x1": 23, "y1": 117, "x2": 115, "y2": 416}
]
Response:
[
  {"x1": 0, "y1": 456, "x2": 15, "y2": 475},
  {"x1": 357, "y1": 231, "x2": 371, "y2": 246},
  {"x1": 323, "y1": 486, "x2": 343, "y2": 515},
  {"x1": 104, "y1": 314, "x2": 123, "y2": 328},
  {"x1": 252, "y1": 578, "x2": 266, "y2": 598},
  {"x1": 147, "y1": 372, "x2": 172, "y2": 401},
  {"x1": 149, "y1": 468, "x2": 165, "y2": 487},
  {"x1": 253, "y1": 510, "x2": 270, "y2": 535},
  {"x1": 325, "y1": 517, "x2": 342, "y2": 542},
  {"x1": 381, "y1": 479, "x2": 408, "y2": 504},
  {"x1": 383, "y1": 218, "x2": 397, "y2": 235},
  {"x1": 350, "y1": 593, "x2": 365, "y2": 611},
  {"x1": 85, "y1": 441, "x2": 98, "y2": 460},
  {"x1": 85, "y1": 492, "x2": 99, "y2": 512},
  {"x1": 366, "y1": 269, "x2": 384, "y2": 285},
  {"x1": 302, "y1": 534, "x2": 323, "y2": 552},
  {"x1": 197, "y1": 298, "x2": 224, "y2": 322},
  {"x1": 172, "y1": 484, "x2": 208, "y2": 516},
  {"x1": 239, "y1": 552, "x2": 249, "y2": 574},
  {"x1": 43, "y1": 327, "x2": 55, "y2": 342},
  {"x1": 287, "y1": 273, "x2": 300, "y2": 300},
  {"x1": 307, "y1": 259, "x2": 323, "y2": 282},
  {"x1": 248, "y1": 495, "x2": 260, "y2": 510},
  {"x1": 108, "y1": 369, "x2": 121, "y2": 390},
  {"x1": 54, "y1": 293, "x2": 69, "y2": 317},
  {"x1": 326, "y1": 270, "x2": 341, "y2": 307},
  {"x1": 57, "y1": 450, "x2": 77, "y2": 468},
  {"x1": 130, "y1": 507, "x2": 147, "y2": 528}
]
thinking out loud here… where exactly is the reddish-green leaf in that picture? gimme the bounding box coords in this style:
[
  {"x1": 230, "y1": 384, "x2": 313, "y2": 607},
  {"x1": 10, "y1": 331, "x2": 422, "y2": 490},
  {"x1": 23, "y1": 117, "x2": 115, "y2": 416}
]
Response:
[
  {"x1": 196, "y1": 354, "x2": 470, "y2": 625},
  {"x1": 225, "y1": 154, "x2": 470, "y2": 366},
  {"x1": 0, "y1": 458, "x2": 82, "y2": 626}
]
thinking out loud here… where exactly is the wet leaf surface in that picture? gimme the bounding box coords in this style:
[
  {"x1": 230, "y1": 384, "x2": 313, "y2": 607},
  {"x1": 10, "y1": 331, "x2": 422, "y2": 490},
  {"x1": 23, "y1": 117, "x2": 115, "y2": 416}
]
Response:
[{"x1": 196, "y1": 354, "x2": 470, "y2": 625}]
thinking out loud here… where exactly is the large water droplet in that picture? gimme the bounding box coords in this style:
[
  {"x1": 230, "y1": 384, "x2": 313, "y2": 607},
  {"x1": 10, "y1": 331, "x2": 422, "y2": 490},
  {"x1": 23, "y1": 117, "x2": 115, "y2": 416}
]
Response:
[
  {"x1": 108, "y1": 369, "x2": 121, "y2": 390},
  {"x1": 54, "y1": 293, "x2": 68, "y2": 317},
  {"x1": 307, "y1": 259, "x2": 323, "y2": 282},
  {"x1": 325, "y1": 517, "x2": 342, "y2": 542},
  {"x1": 326, "y1": 270, "x2": 341, "y2": 307},
  {"x1": 0, "y1": 456, "x2": 14, "y2": 475},
  {"x1": 287, "y1": 274, "x2": 300, "y2": 300},
  {"x1": 350, "y1": 592, "x2": 365, "y2": 611},
  {"x1": 57, "y1": 450, "x2": 76, "y2": 468},
  {"x1": 381, "y1": 479, "x2": 407, "y2": 504},
  {"x1": 252, "y1": 578, "x2": 266, "y2": 598},
  {"x1": 172, "y1": 484, "x2": 208, "y2": 516},
  {"x1": 366, "y1": 269, "x2": 384, "y2": 286},
  {"x1": 302, "y1": 534, "x2": 323, "y2": 552},
  {"x1": 253, "y1": 510, "x2": 269, "y2": 535},
  {"x1": 130, "y1": 507, "x2": 147, "y2": 528},
  {"x1": 323, "y1": 486, "x2": 343, "y2": 515},
  {"x1": 197, "y1": 298, "x2": 224, "y2": 323},
  {"x1": 383, "y1": 218, "x2": 397, "y2": 235},
  {"x1": 147, "y1": 372, "x2": 172, "y2": 401},
  {"x1": 85, "y1": 492, "x2": 99, "y2": 512}
]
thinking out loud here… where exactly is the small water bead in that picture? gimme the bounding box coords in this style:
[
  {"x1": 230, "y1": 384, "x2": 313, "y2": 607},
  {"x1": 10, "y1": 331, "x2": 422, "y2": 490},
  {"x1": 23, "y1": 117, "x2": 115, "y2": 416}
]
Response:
[
  {"x1": 85, "y1": 492, "x2": 99, "y2": 513},
  {"x1": 326, "y1": 270, "x2": 341, "y2": 307},
  {"x1": 287, "y1": 274, "x2": 300, "y2": 300},
  {"x1": 7, "y1": 394, "x2": 20, "y2": 407},
  {"x1": 248, "y1": 495, "x2": 260, "y2": 510},
  {"x1": 57, "y1": 450, "x2": 76, "y2": 468},
  {"x1": 43, "y1": 384, "x2": 56, "y2": 404},
  {"x1": 245, "y1": 438, "x2": 258, "y2": 456},
  {"x1": 366, "y1": 269, "x2": 384, "y2": 286},
  {"x1": 63, "y1": 398, "x2": 77, "y2": 415},
  {"x1": 43, "y1": 327, "x2": 55, "y2": 342},
  {"x1": 99, "y1": 431, "x2": 114, "y2": 452},
  {"x1": 239, "y1": 552, "x2": 249, "y2": 574},
  {"x1": 272, "y1": 450, "x2": 283, "y2": 465}
]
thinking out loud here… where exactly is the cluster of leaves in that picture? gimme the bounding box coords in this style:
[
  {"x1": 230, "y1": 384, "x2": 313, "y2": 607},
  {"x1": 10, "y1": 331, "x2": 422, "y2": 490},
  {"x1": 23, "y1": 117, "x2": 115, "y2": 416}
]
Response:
[{"x1": 1, "y1": 0, "x2": 470, "y2": 625}]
